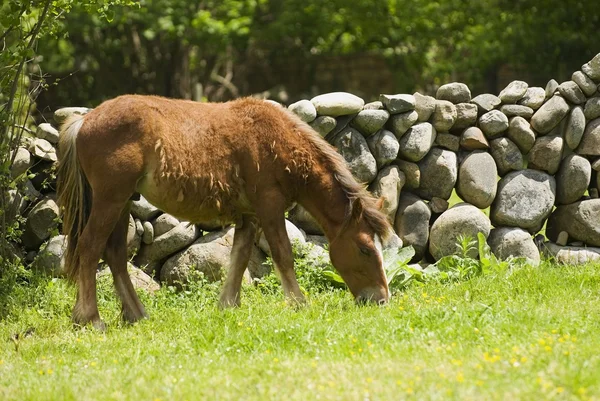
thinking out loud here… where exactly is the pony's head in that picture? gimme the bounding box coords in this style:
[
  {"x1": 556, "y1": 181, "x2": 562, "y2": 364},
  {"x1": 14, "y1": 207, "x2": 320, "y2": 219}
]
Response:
[{"x1": 329, "y1": 198, "x2": 391, "y2": 305}]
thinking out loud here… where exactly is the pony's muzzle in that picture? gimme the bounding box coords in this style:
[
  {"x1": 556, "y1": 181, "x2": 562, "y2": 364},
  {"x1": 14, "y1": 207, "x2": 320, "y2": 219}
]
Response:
[{"x1": 355, "y1": 287, "x2": 389, "y2": 306}]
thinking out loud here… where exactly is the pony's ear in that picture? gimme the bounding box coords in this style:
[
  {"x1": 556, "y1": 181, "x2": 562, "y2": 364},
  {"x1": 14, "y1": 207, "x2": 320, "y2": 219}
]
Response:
[
  {"x1": 350, "y1": 198, "x2": 364, "y2": 222},
  {"x1": 375, "y1": 197, "x2": 385, "y2": 211}
]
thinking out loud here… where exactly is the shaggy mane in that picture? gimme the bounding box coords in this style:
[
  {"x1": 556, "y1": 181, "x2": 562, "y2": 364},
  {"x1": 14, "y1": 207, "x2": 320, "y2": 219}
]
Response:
[{"x1": 283, "y1": 108, "x2": 392, "y2": 240}]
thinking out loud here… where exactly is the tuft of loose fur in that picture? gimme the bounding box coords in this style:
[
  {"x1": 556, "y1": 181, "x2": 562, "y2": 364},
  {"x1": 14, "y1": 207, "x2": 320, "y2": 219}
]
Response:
[{"x1": 56, "y1": 114, "x2": 90, "y2": 282}]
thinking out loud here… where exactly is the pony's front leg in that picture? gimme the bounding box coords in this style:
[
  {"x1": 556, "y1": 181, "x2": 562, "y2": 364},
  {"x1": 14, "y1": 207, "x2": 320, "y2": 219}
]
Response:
[
  {"x1": 218, "y1": 214, "x2": 258, "y2": 308},
  {"x1": 72, "y1": 199, "x2": 125, "y2": 331},
  {"x1": 256, "y1": 207, "x2": 305, "y2": 305}
]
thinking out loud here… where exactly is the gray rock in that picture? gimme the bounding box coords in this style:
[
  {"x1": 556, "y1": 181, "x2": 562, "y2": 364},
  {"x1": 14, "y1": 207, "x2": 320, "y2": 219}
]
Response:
[
  {"x1": 142, "y1": 221, "x2": 154, "y2": 245},
  {"x1": 259, "y1": 220, "x2": 306, "y2": 255},
  {"x1": 558, "y1": 81, "x2": 586, "y2": 104},
  {"x1": 398, "y1": 122, "x2": 436, "y2": 162},
  {"x1": 490, "y1": 138, "x2": 523, "y2": 176},
  {"x1": 3, "y1": 189, "x2": 26, "y2": 227},
  {"x1": 288, "y1": 99, "x2": 317, "y2": 123},
  {"x1": 572, "y1": 71, "x2": 597, "y2": 97},
  {"x1": 471, "y1": 94, "x2": 501, "y2": 113},
  {"x1": 491, "y1": 170, "x2": 556, "y2": 231},
  {"x1": 507, "y1": 117, "x2": 535, "y2": 153},
  {"x1": 33, "y1": 234, "x2": 67, "y2": 276},
  {"x1": 547, "y1": 199, "x2": 600, "y2": 246},
  {"x1": 135, "y1": 219, "x2": 144, "y2": 237},
  {"x1": 327, "y1": 114, "x2": 357, "y2": 138},
  {"x1": 351, "y1": 109, "x2": 390, "y2": 136},
  {"x1": 311, "y1": 92, "x2": 364, "y2": 116},
  {"x1": 436, "y1": 82, "x2": 471, "y2": 104},
  {"x1": 530, "y1": 95, "x2": 570, "y2": 134},
  {"x1": 431, "y1": 100, "x2": 457, "y2": 131},
  {"x1": 380, "y1": 94, "x2": 415, "y2": 114},
  {"x1": 429, "y1": 197, "x2": 448, "y2": 214},
  {"x1": 288, "y1": 205, "x2": 322, "y2": 235},
  {"x1": 555, "y1": 154, "x2": 591, "y2": 205},
  {"x1": 528, "y1": 135, "x2": 563, "y2": 175},
  {"x1": 460, "y1": 127, "x2": 489, "y2": 150},
  {"x1": 545, "y1": 79, "x2": 559, "y2": 99},
  {"x1": 363, "y1": 101, "x2": 384, "y2": 110},
  {"x1": 332, "y1": 128, "x2": 377, "y2": 183},
  {"x1": 369, "y1": 165, "x2": 405, "y2": 222},
  {"x1": 457, "y1": 151, "x2": 497, "y2": 209},
  {"x1": 593, "y1": 158, "x2": 600, "y2": 171},
  {"x1": 10, "y1": 147, "x2": 31, "y2": 178},
  {"x1": 309, "y1": 116, "x2": 337, "y2": 137},
  {"x1": 499, "y1": 105, "x2": 534, "y2": 119},
  {"x1": 131, "y1": 195, "x2": 162, "y2": 220},
  {"x1": 36, "y1": 123, "x2": 60, "y2": 144},
  {"x1": 429, "y1": 203, "x2": 491, "y2": 260},
  {"x1": 434, "y1": 132, "x2": 460, "y2": 152},
  {"x1": 499, "y1": 80, "x2": 528, "y2": 103},
  {"x1": 413, "y1": 92, "x2": 436, "y2": 122},
  {"x1": 542, "y1": 242, "x2": 600, "y2": 265},
  {"x1": 576, "y1": 118, "x2": 600, "y2": 156},
  {"x1": 22, "y1": 197, "x2": 60, "y2": 250},
  {"x1": 135, "y1": 222, "x2": 200, "y2": 268},
  {"x1": 518, "y1": 87, "x2": 546, "y2": 109},
  {"x1": 488, "y1": 227, "x2": 539, "y2": 265},
  {"x1": 453, "y1": 103, "x2": 478, "y2": 130},
  {"x1": 556, "y1": 231, "x2": 569, "y2": 246},
  {"x1": 564, "y1": 106, "x2": 586, "y2": 150},
  {"x1": 394, "y1": 192, "x2": 431, "y2": 260},
  {"x1": 28, "y1": 138, "x2": 57, "y2": 162},
  {"x1": 393, "y1": 160, "x2": 420, "y2": 189},
  {"x1": 388, "y1": 110, "x2": 418, "y2": 138},
  {"x1": 127, "y1": 214, "x2": 142, "y2": 257},
  {"x1": 581, "y1": 53, "x2": 600, "y2": 81},
  {"x1": 152, "y1": 213, "x2": 180, "y2": 237},
  {"x1": 584, "y1": 97, "x2": 600, "y2": 120},
  {"x1": 479, "y1": 110, "x2": 509, "y2": 137},
  {"x1": 53, "y1": 107, "x2": 91, "y2": 124},
  {"x1": 366, "y1": 129, "x2": 399, "y2": 168},
  {"x1": 417, "y1": 148, "x2": 457, "y2": 200}
]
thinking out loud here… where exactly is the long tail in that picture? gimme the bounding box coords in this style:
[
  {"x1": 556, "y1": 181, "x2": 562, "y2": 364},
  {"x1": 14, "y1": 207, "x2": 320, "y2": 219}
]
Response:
[{"x1": 57, "y1": 114, "x2": 91, "y2": 282}]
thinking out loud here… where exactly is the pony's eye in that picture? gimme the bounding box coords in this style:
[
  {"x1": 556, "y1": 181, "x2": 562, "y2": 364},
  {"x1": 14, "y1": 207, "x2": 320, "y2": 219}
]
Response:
[{"x1": 359, "y1": 247, "x2": 371, "y2": 256}]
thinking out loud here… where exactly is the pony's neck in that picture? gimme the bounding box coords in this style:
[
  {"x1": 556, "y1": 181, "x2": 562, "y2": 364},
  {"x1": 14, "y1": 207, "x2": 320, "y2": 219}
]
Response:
[{"x1": 297, "y1": 166, "x2": 349, "y2": 242}]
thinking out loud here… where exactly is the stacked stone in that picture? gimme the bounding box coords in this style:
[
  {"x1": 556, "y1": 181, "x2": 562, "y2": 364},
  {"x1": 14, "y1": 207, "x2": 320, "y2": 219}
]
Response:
[{"x1": 286, "y1": 53, "x2": 600, "y2": 265}]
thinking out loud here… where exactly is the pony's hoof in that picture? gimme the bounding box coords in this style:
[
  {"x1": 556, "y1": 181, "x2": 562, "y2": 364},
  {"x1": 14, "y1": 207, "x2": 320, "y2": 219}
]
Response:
[
  {"x1": 218, "y1": 296, "x2": 241, "y2": 309},
  {"x1": 122, "y1": 308, "x2": 148, "y2": 324},
  {"x1": 92, "y1": 319, "x2": 107, "y2": 332}
]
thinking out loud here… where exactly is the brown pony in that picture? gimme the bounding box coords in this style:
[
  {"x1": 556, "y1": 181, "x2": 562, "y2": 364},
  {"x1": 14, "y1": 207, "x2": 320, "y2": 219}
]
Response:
[{"x1": 57, "y1": 95, "x2": 392, "y2": 330}]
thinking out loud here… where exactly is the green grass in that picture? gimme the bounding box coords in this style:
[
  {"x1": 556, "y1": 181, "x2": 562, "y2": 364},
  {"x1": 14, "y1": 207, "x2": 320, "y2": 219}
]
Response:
[{"x1": 1, "y1": 262, "x2": 600, "y2": 401}]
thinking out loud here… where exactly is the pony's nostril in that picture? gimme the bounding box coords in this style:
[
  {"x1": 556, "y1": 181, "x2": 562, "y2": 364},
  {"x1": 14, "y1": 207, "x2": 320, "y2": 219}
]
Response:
[{"x1": 377, "y1": 299, "x2": 387, "y2": 306}]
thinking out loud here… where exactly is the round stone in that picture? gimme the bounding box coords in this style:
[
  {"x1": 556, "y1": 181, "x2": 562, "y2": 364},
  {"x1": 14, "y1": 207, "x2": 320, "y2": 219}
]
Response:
[
  {"x1": 499, "y1": 80, "x2": 528, "y2": 103},
  {"x1": 398, "y1": 122, "x2": 436, "y2": 162},
  {"x1": 394, "y1": 192, "x2": 431, "y2": 261},
  {"x1": 436, "y1": 82, "x2": 471, "y2": 104},
  {"x1": 288, "y1": 99, "x2": 317, "y2": 123},
  {"x1": 431, "y1": 100, "x2": 457, "y2": 131},
  {"x1": 547, "y1": 199, "x2": 600, "y2": 247},
  {"x1": 489, "y1": 137, "x2": 523, "y2": 176},
  {"x1": 479, "y1": 110, "x2": 508, "y2": 137},
  {"x1": 528, "y1": 135, "x2": 564, "y2": 175},
  {"x1": 507, "y1": 117, "x2": 535, "y2": 153},
  {"x1": 555, "y1": 154, "x2": 591, "y2": 205},
  {"x1": 488, "y1": 227, "x2": 540, "y2": 265},
  {"x1": 311, "y1": 92, "x2": 364, "y2": 117},
  {"x1": 417, "y1": 148, "x2": 457, "y2": 200},
  {"x1": 457, "y1": 151, "x2": 498, "y2": 209},
  {"x1": 530, "y1": 95, "x2": 570, "y2": 134},
  {"x1": 564, "y1": 106, "x2": 586, "y2": 150},
  {"x1": 332, "y1": 128, "x2": 377, "y2": 183}
]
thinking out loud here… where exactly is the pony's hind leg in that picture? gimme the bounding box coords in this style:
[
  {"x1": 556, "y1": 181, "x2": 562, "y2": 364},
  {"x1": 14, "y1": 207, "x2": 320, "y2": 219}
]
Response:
[
  {"x1": 218, "y1": 214, "x2": 259, "y2": 308},
  {"x1": 104, "y1": 202, "x2": 148, "y2": 323},
  {"x1": 72, "y1": 197, "x2": 127, "y2": 330}
]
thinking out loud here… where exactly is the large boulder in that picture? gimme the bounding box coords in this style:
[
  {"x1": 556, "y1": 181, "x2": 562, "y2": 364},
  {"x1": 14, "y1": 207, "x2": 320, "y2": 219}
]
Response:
[
  {"x1": 369, "y1": 165, "x2": 405, "y2": 222},
  {"x1": 394, "y1": 192, "x2": 431, "y2": 261},
  {"x1": 431, "y1": 100, "x2": 457, "y2": 131},
  {"x1": 152, "y1": 213, "x2": 180, "y2": 237},
  {"x1": 436, "y1": 82, "x2": 471, "y2": 104},
  {"x1": 351, "y1": 109, "x2": 390, "y2": 136},
  {"x1": 499, "y1": 80, "x2": 528, "y2": 103},
  {"x1": 457, "y1": 151, "x2": 497, "y2": 209},
  {"x1": 413, "y1": 93, "x2": 436, "y2": 122},
  {"x1": 489, "y1": 137, "x2": 523, "y2": 176},
  {"x1": 131, "y1": 195, "x2": 162, "y2": 220},
  {"x1": 288, "y1": 99, "x2": 317, "y2": 123},
  {"x1": 258, "y1": 219, "x2": 306, "y2": 255},
  {"x1": 479, "y1": 110, "x2": 508, "y2": 138},
  {"x1": 380, "y1": 94, "x2": 415, "y2": 114},
  {"x1": 542, "y1": 243, "x2": 600, "y2": 265},
  {"x1": 22, "y1": 197, "x2": 60, "y2": 250},
  {"x1": 33, "y1": 234, "x2": 67, "y2": 276},
  {"x1": 417, "y1": 148, "x2": 457, "y2": 200},
  {"x1": 366, "y1": 129, "x2": 400, "y2": 168},
  {"x1": 547, "y1": 199, "x2": 600, "y2": 247},
  {"x1": 572, "y1": 71, "x2": 597, "y2": 96},
  {"x1": 530, "y1": 95, "x2": 570, "y2": 134},
  {"x1": 311, "y1": 92, "x2": 364, "y2": 116},
  {"x1": 135, "y1": 222, "x2": 200, "y2": 268},
  {"x1": 453, "y1": 103, "x2": 478, "y2": 130},
  {"x1": 471, "y1": 94, "x2": 501, "y2": 113},
  {"x1": 555, "y1": 154, "x2": 591, "y2": 205},
  {"x1": 518, "y1": 87, "x2": 546, "y2": 109},
  {"x1": 488, "y1": 227, "x2": 539, "y2": 265},
  {"x1": 528, "y1": 135, "x2": 564, "y2": 175},
  {"x1": 577, "y1": 118, "x2": 600, "y2": 156},
  {"x1": 388, "y1": 111, "x2": 418, "y2": 138},
  {"x1": 564, "y1": 106, "x2": 586, "y2": 150},
  {"x1": 507, "y1": 117, "x2": 536, "y2": 153},
  {"x1": 332, "y1": 128, "x2": 377, "y2": 184},
  {"x1": 288, "y1": 204, "x2": 322, "y2": 235},
  {"x1": 397, "y1": 122, "x2": 436, "y2": 162},
  {"x1": 491, "y1": 170, "x2": 555, "y2": 232},
  {"x1": 428, "y1": 203, "x2": 491, "y2": 260},
  {"x1": 557, "y1": 81, "x2": 586, "y2": 104}
]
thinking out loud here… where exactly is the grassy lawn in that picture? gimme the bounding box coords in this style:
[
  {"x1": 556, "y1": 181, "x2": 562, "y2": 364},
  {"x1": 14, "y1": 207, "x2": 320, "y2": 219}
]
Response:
[{"x1": 1, "y1": 262, "x2": 600, "y2": 401}]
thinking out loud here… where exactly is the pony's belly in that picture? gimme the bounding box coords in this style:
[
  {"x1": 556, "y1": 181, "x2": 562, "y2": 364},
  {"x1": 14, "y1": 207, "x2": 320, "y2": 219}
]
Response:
[{"x1": 136, "y1": 174, "x2": 250, "y2": 226}]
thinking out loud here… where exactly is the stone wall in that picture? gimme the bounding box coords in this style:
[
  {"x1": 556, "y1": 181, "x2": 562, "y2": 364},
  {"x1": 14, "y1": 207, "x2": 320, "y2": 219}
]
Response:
[{"x1": 7, "y1": 53, "x2": 600, "y2": 285}]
